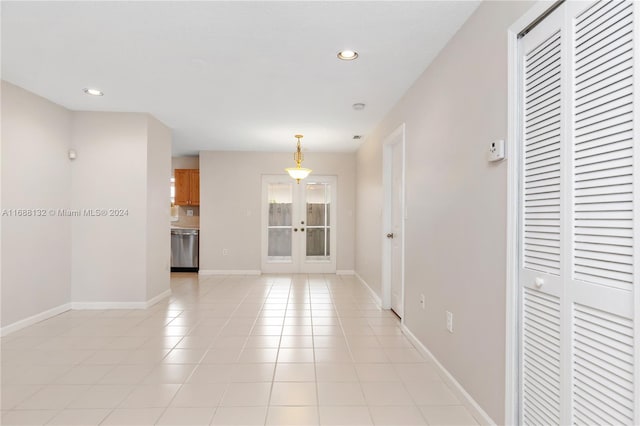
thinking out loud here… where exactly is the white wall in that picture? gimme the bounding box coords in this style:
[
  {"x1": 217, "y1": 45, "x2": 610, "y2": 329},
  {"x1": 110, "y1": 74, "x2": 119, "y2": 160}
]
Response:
[
  {"x1": 172, "y1": 156, "x2": 199, "y2": 173},
  {"x1": 2, "y1": 83, "x2": 173, "y2": 327},
  {"x1": 354, "y1": 2, "x2": 533, "y2": 423},
  {"x1": 71, "y1": 112, "x2": 148, "y2": 303},
  {"x1": 1, "y1": 81, "x2": 72, "y2": 327},
  {"x1": 146, "y1": 117, "x2": 172, "y2": 300},
  {"x1": 355, "y1": 138, "x2": 383, "y2": 292},
  {"x1": 200, "y1": 151, "x2": 355, "y2": 272}
]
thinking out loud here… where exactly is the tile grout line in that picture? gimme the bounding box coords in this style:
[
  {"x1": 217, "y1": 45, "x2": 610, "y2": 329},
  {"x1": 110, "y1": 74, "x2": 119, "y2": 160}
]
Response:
[
  {"x1": 263, "y1": 274, "x2": 291, "y2": 426},
  {"x1": 311, "y1": 274, "x2": 321, "y2": 426}
]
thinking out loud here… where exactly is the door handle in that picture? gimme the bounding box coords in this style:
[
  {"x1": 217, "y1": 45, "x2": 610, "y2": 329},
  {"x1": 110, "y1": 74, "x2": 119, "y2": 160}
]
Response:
[
  {"x1": 301, "y1": 228, "x2": 305, "y2": 232},
  {"x1": 386, "y1": 233, "x2": 394, "y2": 239},
  {"x1": 293, "y1": 228, "x2": 298, "y2": 232}
]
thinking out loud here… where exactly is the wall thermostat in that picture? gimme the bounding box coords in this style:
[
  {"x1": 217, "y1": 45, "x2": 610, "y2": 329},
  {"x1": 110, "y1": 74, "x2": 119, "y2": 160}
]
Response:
[{"x1": 488, "y1": 139, "x2": 505, "y2": 162}]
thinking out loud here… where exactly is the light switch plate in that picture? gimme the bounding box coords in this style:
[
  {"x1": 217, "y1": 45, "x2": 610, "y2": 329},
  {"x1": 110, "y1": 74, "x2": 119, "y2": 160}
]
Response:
[
  {"x1": 186, "y1": 209, "x2": 194, "y2": 217},
  {"x1": 488, "y1": 139, "x2": 505, "y2": 162}
]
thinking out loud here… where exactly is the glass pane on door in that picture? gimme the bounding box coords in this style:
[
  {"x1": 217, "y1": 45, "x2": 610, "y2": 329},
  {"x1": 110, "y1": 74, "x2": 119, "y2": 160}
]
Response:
[
  {"x1": 267, "y1": 183, "x2": 292, "y2": 260},
  {"x1": 268, "y1": 229, "x2": 291, "y2": 256},
  {"x1": 305, "y1": 183, "x2": 330, "y2": 260}
]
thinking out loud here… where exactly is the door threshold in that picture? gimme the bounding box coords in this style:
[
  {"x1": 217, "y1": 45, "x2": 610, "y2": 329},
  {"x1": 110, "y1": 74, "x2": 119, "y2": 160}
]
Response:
[{"x1": 171, "y1": 267, "x2": 199, "y2": 273}]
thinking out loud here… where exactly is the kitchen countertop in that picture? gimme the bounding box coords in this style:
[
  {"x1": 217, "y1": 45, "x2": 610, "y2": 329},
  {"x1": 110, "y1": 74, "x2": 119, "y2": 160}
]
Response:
[{"x1": 171, "y1": 225, "x2": 200, "y2": 230}]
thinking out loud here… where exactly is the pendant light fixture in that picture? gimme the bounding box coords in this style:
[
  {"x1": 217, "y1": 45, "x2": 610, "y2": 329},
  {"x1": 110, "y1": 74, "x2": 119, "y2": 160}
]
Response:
[{"x1": 285, "y1": 134, "x2": 312, "y2": 183}]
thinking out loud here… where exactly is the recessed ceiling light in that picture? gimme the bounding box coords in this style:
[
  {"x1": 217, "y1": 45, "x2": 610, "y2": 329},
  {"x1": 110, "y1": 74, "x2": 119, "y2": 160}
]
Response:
[
  {"x1": 337, "y1": 50, "x2": 359, "y2": 61},
  {"x1": 352, "y1": 103, "x2": 366, "y2": 111},
  {"x1": 83, "y1": 88, "x2": 104, "y2": 96}
]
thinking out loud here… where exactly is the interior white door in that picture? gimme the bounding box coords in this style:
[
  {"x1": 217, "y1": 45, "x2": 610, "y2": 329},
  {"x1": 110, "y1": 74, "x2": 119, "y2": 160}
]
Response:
[
  {"x1": 518, "y1": 8, "x2": 564, "y2": 424},
  {"x1": 517, "y1": 1, "x2": 638, "y2": 424},
  {"x1": 390, "y1": 141, "x2": 404, "y2": 317},
  {"x1": 262, "y1": 175, "x2": 337, "y2": 273},
  {"x1": 382, "y1": 124, "x2": 405, "y2": 315}
]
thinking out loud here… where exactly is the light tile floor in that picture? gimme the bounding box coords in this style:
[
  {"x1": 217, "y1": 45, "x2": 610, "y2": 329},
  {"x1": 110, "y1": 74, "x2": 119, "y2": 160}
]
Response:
[{"x1": 1, "y1": 274, "x2": 479, "y2": 425}]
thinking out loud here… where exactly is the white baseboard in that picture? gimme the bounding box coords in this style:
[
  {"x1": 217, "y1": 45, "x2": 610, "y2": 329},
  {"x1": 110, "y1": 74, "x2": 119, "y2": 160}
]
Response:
[
  {"x1": 198, "y1": 269, "x2": 262, "y2": 275},
  {"x1": 336, "y1": 269, "x2": 355, "y2": 275},
  {"x1": 145, "y1": 289, "x2": 172, "y2": 308},
  {"x1": 71, "y1": 301, "x2": 147, "y2": 309},
  {"x1": 0, "y1": 290, "x2": 171, "y2": 337},
  {"x1": 73, "y1": 289, "x2": 172, "y2": 310},
  {"x1": 354, "y1": 271, "x2": 382, "y2": 307},
  {"x1": 0, "y1": 303, "x2": 71, "y2": 337},
  {"x1": 401, "y1": 324, "x2": 496, "y2": 426}
]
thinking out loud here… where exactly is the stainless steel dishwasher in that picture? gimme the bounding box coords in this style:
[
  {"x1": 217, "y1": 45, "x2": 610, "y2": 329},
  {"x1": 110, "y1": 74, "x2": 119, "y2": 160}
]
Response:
[{"x1": 171, "y1": 228, "x2": 199, "y2": 272}]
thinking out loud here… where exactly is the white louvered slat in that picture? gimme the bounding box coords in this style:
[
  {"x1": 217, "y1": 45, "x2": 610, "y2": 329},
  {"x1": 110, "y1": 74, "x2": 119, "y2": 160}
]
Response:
[
  {"x1": 575, "y1": 85, "x2": 632, "y2": 115},
  {"x1": 576, "y1": 96, "x2": 633, "y2": 126},
  {"x1": 527, "y1": 103, "x2": 560, "y2": 126},
  {"x1": 523, "y1": 288, "x2": 561, "y2": 425},
  {"x1": 573, "y1": 303, "x2": 634, "y2": 425},
  {"x1": 524, "y1": 29, "x2": 562, "y2": 276},
  {"x1": 575, "y1": 225, "x2": 633, "y2": 239},
  {"x1": 574, "y1": 173, "x2": 632, "y2": 191},
  {"x1": 575, "y1": 257, "x2": 633, "y2": 275},
  {"x1": 574, "y1": 174, "x2": 633, "y2": 191},
  {"x1": 527, "y1": 98, "x2": 560, "y2": 124},
  {"x1": 575, "y1": 249, "x2": 631, "y2": 264},
  {"x1": 574, "y1": 0, "x2": 635, "y2": 293},
  {"x1": 575, "y1": 67, "x2": 633, "y2": 102}
]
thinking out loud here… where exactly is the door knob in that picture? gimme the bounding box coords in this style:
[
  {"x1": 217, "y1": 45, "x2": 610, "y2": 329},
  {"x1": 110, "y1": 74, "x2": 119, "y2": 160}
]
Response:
[
  {"x1": 386, "y1": 233, "x2": 394, "y2": 239},
  {"x1": 294, "y1": 228, "x2": 298, "y2": 232},
  {"x1": 534, "y1": 277, "x2": 544, "y2": 288},
  {"x1": 301, "y1": 228, "x2": 305, "y2": 232}
]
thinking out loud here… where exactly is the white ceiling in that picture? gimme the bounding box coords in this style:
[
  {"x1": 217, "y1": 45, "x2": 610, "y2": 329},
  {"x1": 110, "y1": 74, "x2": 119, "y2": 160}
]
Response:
[{"x1": 2, "y1": 1, "x2": 479, "y2": 155}]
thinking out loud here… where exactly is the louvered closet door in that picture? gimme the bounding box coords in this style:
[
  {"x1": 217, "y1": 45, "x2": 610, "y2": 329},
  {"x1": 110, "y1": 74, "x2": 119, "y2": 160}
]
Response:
[
  {"x1": 519, "y1": 8, "x2": 565, "y2": 425},
  {"x1": 569, "y1": 1, "x2": 636, "y2": 424},
  {"x1": 518, "y1": 1, "x2": 638, "y2": 425}
]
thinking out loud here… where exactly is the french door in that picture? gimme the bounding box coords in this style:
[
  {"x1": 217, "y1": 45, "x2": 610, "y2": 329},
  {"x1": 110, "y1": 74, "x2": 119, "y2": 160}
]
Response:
[
  {"x1": 517, "y1": 1, "x2": 638, "y2": 425},
  {"x1": 261, "y1": 175, "x2": 337, "y2": 273}
]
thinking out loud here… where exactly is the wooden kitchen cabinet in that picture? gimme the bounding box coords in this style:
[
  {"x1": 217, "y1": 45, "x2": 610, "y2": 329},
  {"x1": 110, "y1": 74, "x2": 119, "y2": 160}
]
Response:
[
  {"x1": 189, "y1": 170, "x2": 200, "y2": 205},
  {"x1": 174, "y1": 169, "x2": 200, "y2": 206}
]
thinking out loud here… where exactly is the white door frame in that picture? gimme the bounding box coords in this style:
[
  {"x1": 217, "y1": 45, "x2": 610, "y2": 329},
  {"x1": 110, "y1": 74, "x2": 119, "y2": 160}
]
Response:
[
  {"x1": 261, "y1": 174, "x2": 337, "y2": 274},
  {"x1": 505, "y1": 2, "x2": 565, "y2": 425},
  {"x1": 381, "y1": 123, "x2": 406, "y2": 315}
]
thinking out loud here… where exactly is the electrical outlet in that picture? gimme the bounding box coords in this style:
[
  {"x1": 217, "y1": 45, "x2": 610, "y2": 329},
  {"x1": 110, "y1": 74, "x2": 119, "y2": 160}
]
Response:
[
  {"x1": 222, "y1": 249, "x2": 229, "y2": 256},
  {"x1": 446, "y1": 311, "x2": 453, "y2": 333},
  {"x1": 420, "y1": 294, "x2": 425, "y2": 310},
  {"x1": 488, "y1": 139, "x2": 505, "y2": 162},
  {"x1": 186, "y1": 209, "x2": 194, "y2": 217}
]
